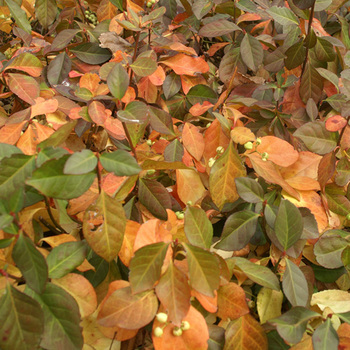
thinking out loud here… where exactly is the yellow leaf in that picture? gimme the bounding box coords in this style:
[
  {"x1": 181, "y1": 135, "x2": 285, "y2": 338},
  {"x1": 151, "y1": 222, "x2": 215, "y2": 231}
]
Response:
[
  {"x1": 257, "y1": 287, "x2": 283, "y2": 324},
  {"x1": 311, "y1": 290, "x2": 350, "y2": 313},
  {"x1": 176, "y1": 169, "x2": 207, "y2": 205},
  {"x1": 230, "y1": 127, "x2": 255, "y2": 144}
]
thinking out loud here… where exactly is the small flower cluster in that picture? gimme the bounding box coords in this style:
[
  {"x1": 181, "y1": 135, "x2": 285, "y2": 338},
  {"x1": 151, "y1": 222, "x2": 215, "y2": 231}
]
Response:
[
  {"x1": 146, "y1": 0, "x2": 156, "y2": 7},
  {"x1": 153, "y1": 313, "x2": 191, "y2": 337},
  {"x1": 243, "y1": 138, "x2": 269, "y2": 161},
  {"x1": 208, "y1": 146, "x2": 225, "y2": 168}
]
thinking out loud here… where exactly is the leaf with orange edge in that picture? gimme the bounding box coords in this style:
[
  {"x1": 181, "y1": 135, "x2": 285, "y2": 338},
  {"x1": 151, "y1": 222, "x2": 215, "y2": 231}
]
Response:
[
  {"x1": 16, "y1": 124, "x2": 37, "y2": 155},
  {"x1": 210, "y1": 142, "x2": 246, "y2": 210},
  {"x1": 217, "y1": 282, "x2": 249, "y2": 321},
  {"x1": 97, "y1": 286, "x2": 158, "y2": 329},
  {"x1": 121, "y1": 86, "x2": 136, "y2": 104},
  {"x1": 138, "y1": 77, "x2": 157, "y2": 103},
  {"x1": 189, "y1": 101, "x2": 214, "y2": 116},
  {"x1": 0, "y1": 121, "x2": 27, "y2": 145},
  {"x1": 289, "y1": 335, "x2": 313, "y2": 349},
  {"x1": 192, "y1": 289, "x2": 218, "y2": 313},
  {"x1": 118, "y1": 220, "x2": 140, "y2": 267},
  {"x1": 149, "y1": 65, "x2": 166, "y2": 86},
  {"x1": 224, "y1": 314, "x2": 268, "y2": 350},
  {"x1": 96, "y1": 0, "x2": 117, "y2": 21},
  {"x1": 4, "y1": 52, "x2": 43, "y2": 77},
  {"x1": 88, "y1": 101, "x2": 111, "y2": 125},
  {"x1": 152, "y1": 305, "x2": 209, "y2": 350},
  {"x1": 176, "y1": 169, "x2": 207, "y2": 205},
  {"x1": 181, "y1": 75, "x2": 207, "y2": 94},
  {"x1": 80, "y1": 73, "x2": 100, "y2": 95},
  {"x1": 31, "y1": 98, "x2": 58, "y2": 118},
  {"x1": 52, "y1": 273, "x2": 97, "y2": 318},
  {"x1": 230, "y1": 127, "x2": 255, "y2": 145},
  {"x1": 285, "y1": 176, "x2": 320, "y2": 191},
  {"x1": 104, "y1": 115, "x2": 126, "y2": 140},
  {"x1": 247, "y1": 152, "x2": 300, "y2": 200},
  {"x1": 182, "y1": 123, "x2": 205, "y2": 161},
  {"x1": 156, "y1": 260, "x2": 191, "y2": 326},
  {"x1": 337, "y1": 323, "x2": 350, "y2": 350},
  {"x1": 161, "y1": 54, "x2": 209, "y2": 76},
  {"x1": 256, "y1": 136, "x2": 299, "y2": 167},
  {"x1": 325, "y1": 115, "x2": 347, "y2": 132},
  {"x1": 6, "y1": 73, "x2": 40, "y2": 104}
]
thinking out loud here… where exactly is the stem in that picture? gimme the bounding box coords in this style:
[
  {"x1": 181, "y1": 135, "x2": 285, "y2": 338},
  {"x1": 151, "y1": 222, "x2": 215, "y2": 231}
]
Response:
[
  {"x1": 39, "y1": 217, "x2": 62, "y2": 235},
  {"x1": 76, "y1": 0, "x2": 88, "y2": 24},
  {"x1": 96, "y1": 158, "x2": 102, "y2": 194},
  {"x1": 300, "y1": 2, "x2": 316, "y2": 79},
  {"x1": 44, "y1": 197, "x2": 65, "y2": 233},
  {"x1": 129, "y1": 31, "x2": 141, "y2": 82},
  {"x1": 122, "y1": 122, "x2": 138, "y2": 161},
  {"x1": 109, "y1": 332, "x2": 117, "y2": 350}
]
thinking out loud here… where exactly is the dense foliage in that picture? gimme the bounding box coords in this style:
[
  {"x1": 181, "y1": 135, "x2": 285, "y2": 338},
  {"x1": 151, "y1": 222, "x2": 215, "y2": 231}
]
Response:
[{"x1": 1, "y1": 0, "x2": 350, "y2": 349}]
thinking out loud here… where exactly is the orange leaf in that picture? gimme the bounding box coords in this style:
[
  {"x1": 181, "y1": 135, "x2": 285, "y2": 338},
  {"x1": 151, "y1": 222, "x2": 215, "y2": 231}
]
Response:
[
  {"x1": 217, "y1": 282, "x2": 249, "y2": 321},
  {"x1": 256, "y1": 136, "x2": 299, "y2": 167},
  {"x1": 148, "y1": 65, "x2": 166, "y2": 86},
  {"x1": 96, "y1": 0, "x2": 117, "y2": 21},
  {"x1": 162, "y1": 41, "x2": 197, "y2": 56},
  {"x1": 6, "y1": 73, "x2": 40, "y2": 104},
  {"x1": 104, "y1": 115, "x2": 126, "y2": 140},
  {"x1": 207, "y1": 42, "x2": 229, "y2": 56},
  {"x1": 230, "y1": 126, "x2": 255, "y2": 144},
  {"x1": 118, "y1": 220, "x2": 140, "y2": 267},
  {"x1": 289, "y1": 335, "x2": 313, "y2": 350},
  {"x1": 88, "y1": 101, "x2": 111, "y2": 125},
  {"x1": 192, "y1": 289, "x2": 217, "y2": 313},
  {"x1": 121, "y1": 86, "x2": 136, "y2": 104},
  {"x1": 152, "y1": 305, "x2": 209, "y2": 350},
  {"x1": 181, "y1": 75, "x2": 207, "y2": 94},
  {"x1": 189, "y1": 101, "x2": 213, "y2": 116},
  {"x1": 338, "y1": 323, "x2": 350, "y2": 350},
  {"x1": 102, "y1": 173, "x2": 127, "y2": 196},
  {"x1": 182, "y1": 123, "x2": 205, "y2": 161},
  {"x1": 176, "y1": 169, "x2": 207, "y2": 205},
  {"x1": 80, "y1": 73, "x2": 101, "y2": 95},
  {"x1": 224, "y1": 314, "x2": 268, "y2": 350},
  {"x1": 16, "y1": 124, "x2": 38, "y2": 155},
  {"x1": 285, "y1": 176, "x2": 320, "y2": 191},
  {"x1": 137, "y1": 77, "x2": 157, "y2": 103},
  {"x1": 325, "y1": 115, "x2": 347, "y2": 132},
  {"x1": 161, "y1": 54, "x2": 209, "y2": 76},
  {"x1": 31, "y1": 97, "x2": 58, "y2": 118},
  {"x1": 0, "y1": 121, "x2": 26, "y2": 145}
]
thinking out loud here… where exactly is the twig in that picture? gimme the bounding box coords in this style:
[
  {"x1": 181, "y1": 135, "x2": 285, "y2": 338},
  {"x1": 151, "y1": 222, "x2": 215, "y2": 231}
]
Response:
[{"x1": 44, "y1": 196, "x2": 65, "y2": 233}]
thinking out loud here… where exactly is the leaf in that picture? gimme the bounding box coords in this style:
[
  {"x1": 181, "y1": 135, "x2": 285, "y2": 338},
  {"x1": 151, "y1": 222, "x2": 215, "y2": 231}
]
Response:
[
  {"x1": 47, "y1": 52, "x2": 71, "y2": 86},
  {"x1": 182, "y1": 123, "x2": 205, "y2": 161},
  {"x1": 176, "y1": 169, "x2": 207, "y2": 205},
  {"x1": 186, "y1": 84, "x2": 217, "y2": 105},
  {"x1": 300, "y1": 62, "x2": 324, "y2": 103},
  {"x1": 7, "y1": 73, "x2": 40, "y2": 104},
  {"x1": 198, "y1": 19, "x2": 241, "y2": 38},
  {"x1": 240, "y1": 33, "x2": 263, "y2": 72},
  {"x1": 35, "y1": 0, "x2": 57, "y2": 28},
  {"x1": 155, "y1": 261, "x2": 191, "y2": 326},
  {"x1": 149, "y1": 106, "x2": 175, "y2": 135},
  {"x1": 215, "y1": 211, "x2": 260, "y2": 251},
  {"x1": 285, "y1": 40, "x2": 306, "y2": 70},
  {"x1": 224, "y1": 314, "x2": 268, "y2": 350},
  {"x1": 130, "y1": 57, "x2": 157, "y2": 77},
  {"x1": 209, "y1": 142, "x2": 246, "y2": 210},
  {"x1": 230, "y1": 126, "x2": 255, "y2": 144},
  {"x1": 183, "y1": 243, "x2": 220, "y2": 297},
  {"x1": 312, "y1": 318, "x2": 339, "y2": 350},
  {"x1": 325, "y1": 115, "x2": 346, "y2": 132},
  {"x1": 0, "y1": 154, "x2": 36, "y2": 199},
  {"x1": 51, "y1": 29, "x2": 81, "y2": 51},
  {"x1": 184, "y1": 206, "x2": 213, "y2": 249},
  {"x1": 117, "y1": 100, "x2": 149, "y2": 123},
  {"x1": 0, "y1": 283, "x2": 44, "y2": 350},
  {"x1": 282, "y1": 259, "x2": 308, "y2": 307},
  {"x1": 235, "y1": 177, "x2": 264, "y2": 203},
  {"x1": 70, "y1": 43, "x2": 112, "y2": 65},
  {"x1": 25, "y1": 283, "x2": 84, "y2": 350},
  {"x1": 5, "y1": 0, "x2": 31, "y2": 33},
  {"x1": 4, "y1": 52, "x2": 43, "y2": 77},
  {"x1": 294, "y1": 121, "x2": 338, "y2": 155},
  {"x1": 107, "y1": 63, "x2": 129, "y2": 100},
  {"x1": 293, "y1": 0, "x2": 315, "y2": 9},
  {"x1": 266, "y1": 6, "x2": 299, "y2": 26},
  {"x1": 26, "y1": 156, "x2": 95, "y2": 199},
  {"x1": 129, "y1": 242, "x2": 169, "y2": 293},
  {"x1": 64, "y1": 149, "x2": 97, "y2": 175},
  {"x1": 47, "y1": 241, "x2": 88, "y2": 279},
  {"x1": 315, "y1": 37, "x2": 336, "y2": 62},
  {"x1": 99, "y1": 150, "x2": 141, "y2": 176},
  {"x1": 83, "y1": 190, "x2": 126, "y2": 262},
  {"x1": 97, "y1": 286, "x2": 158, "y2": 329},
  {"x1": 217, "y1": 282, "x2": 250, "y2": 321},
  {"x1": 311, "y1": 290, "x2": 350, "y2": 314},
  {"x1": 229, "y1": 257, "x2": 280, "y2": 291},
  {"x1": 269, "y1": 307, "x2": 320, "y2": 344},
  {"x1": 12, "y1": 233, "x2": 48, "y2": 294},
  {"x1": 257, "y1": 287, "x2": 284, "y2": 324},
  {"x1": 161, "y1": 53, "x2": 209, "y2": 76},
  {"x1": 31, "y1": 98, "x2": 58, "y2": 119},
  {"x1": 164, "y1": 139, "x2": 184, "y2": 162},
  {"x1": 138, "y1": 178, "x2": 172, "y2": 220},
  {"x1": 163, "y1": 72, "x2": 181, "y2": 99}
]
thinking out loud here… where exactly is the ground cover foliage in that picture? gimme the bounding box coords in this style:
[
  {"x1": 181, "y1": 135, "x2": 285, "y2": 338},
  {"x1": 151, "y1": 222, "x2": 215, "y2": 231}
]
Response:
[{"x1": 1, "y1": 0, "x2": 350, "y2": 348}]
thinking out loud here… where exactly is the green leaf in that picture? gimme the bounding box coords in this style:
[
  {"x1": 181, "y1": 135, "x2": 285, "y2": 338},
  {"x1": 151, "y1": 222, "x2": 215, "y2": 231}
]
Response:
[
  {"x1": 164, "y1": 139, "x2": 184, "y2": 162},
  {"x1": 316, "y1": 68, "x2": 339, "y2": 91},
  {"x1": 107, "y1": 63, "x2": 129, "y2": 100},
  {"x1": 51, "y1": 29, "x2": 81, "y2": 51},
  {"x1": 0, "y1": 283, "x2": 44, "y2": 350},
  {"x1": 63, "y1": 149, "x2": 97, "y2": 175},
  {"x1": 229, "y1": 257, "x2": 280, "y2": 291},
  {"x1": 100, "y1": 150, "x2": 141, "y2": 176},
  {"x1": 184, "y1": 206, "x2": 213, "y2": 249},
  {"x1": 36, "y1": 147, "x2": 68, "y2": 167},
  {"x1": 294, "y1": 121, "x2": 338, "y2": 155},
  {"x1": 37, "y1": 120, "x2": 77, "y2": 149},
  {"x1": 214, "y1": 211, "x2": 260, "y2": 251},
  {"x1": 267, "y1": 6, "x2": 299, "y2": 26},
  {"x1": 325, "y1": 189, "x2": 350, "y2": 217},
  {"x1": 312, "y1": 318, "x2": 339, "y2": 350},
  {"x1": 35, "y1": 0, "x2": 57, "y2": 28},
  {"x1": 163, "y1": 72, "x2": 181, "y2": 99},
  {"x1": 219, "y1": 46, "x2": 240, "y2": 84},
  {"x1": 26, "y1": 156, "x2": 96, "y2": 199},
  {"x1": 186, "y1": 84, "x2": 217, "y2": 105},
  {"x1": 198, "y1": 19, "x2": 241, "y2": 38},
  {"x1": 0, "y1": 154, "x2": 36, "y2": 199},
  {"x1": 138, "y1": 178, "x2": 172, "y2": 220},
  {"x1": 235, "y1": 177, "x2": 264, "y2": 203},
  {"x1": 149, "y1": 106, "x2": 175, "y2": 135},
  {"x1": 293, "y1": 0, "x2": 315, "y2": 9},
  {"x1": 70, "y1": 43, "x2": 112, "y2": 65},
  {"x1": 315, "y1": 37, "x2": 336, "y2": 62},
  {"x1": 129, "y1": 242, "x2": 169, "y2": 293},
  {"x1": 183, "y1": 243, "x2": 220, "y2": 297},
  {"x1": 47, "y1": 52, "x2": 71, "y2": 86},
  {"x1": 269, "y1": 307, "x2": 320, "y2": 344},
  {"x1": 285, "y1": 40, "x2": 306, "y2": 70},
  {"x1": 47, "y1": 241, "x2": 88, "y2": 279},
  {"x1": 0, "y1": 237, "x2": 15, "y2": 248},
  {"x1": 275, "y1": 199, "x2": 303, "y2": 251},
  {"x1": 25, "y1": 283, "x2": 83, "y2": 350},
  {"x1": 337, "y1": 311, "x2": 350, "y2": 323},
  {"x1": 240, "y1": 33, "x2": 263, "y2": 72},
  {"x1": 117, "y1": 100, "x2": 149, "y2": 123},
  {"x1": 282, "y1": 259, "x2": 308, "y2": 307},
  {"x1": 83, "y1": 190, "x2": 126, "y2": 262},
  {"x1": 12, "y1": 233, "x2": 48, "y2": 294},
  {"x1": 315, "y1": 0, "x2": 332, "y2": 11},
  {"x1": 130, "y1": 57, "x2": 157, "y2": 77},
  {"x1": 300, "y1": 62, "x2": 324, "y2": 103},
  {"x1": 5, "y1": 0, "x2": 31, "y2": 33},
  {"x1": 0, "y1": 143, "x2": 22, "y2": 161},
  {"x1": 7, "y1": 73, "x2": 40, "y2": 104}
]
